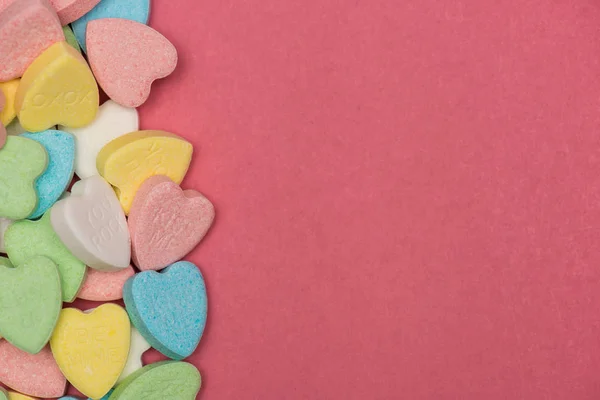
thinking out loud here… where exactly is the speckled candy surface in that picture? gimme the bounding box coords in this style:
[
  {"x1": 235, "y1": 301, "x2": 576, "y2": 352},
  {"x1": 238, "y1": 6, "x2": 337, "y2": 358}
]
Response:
[
  {"x1": 49, "y1": 0, "x2": 100, "y2": 24},
  {"x1": 0, "y1": 342, "x2": 67, "y2": 398},
  {"x1": 86, "y1": 18, "x2": 177, "y2": 108},
  {"x1": 77, "y1": 265, "x2": 135, "y2": 301},
  {"x1": 0, "y1": 0, "x2": 64, "y2": 81}
]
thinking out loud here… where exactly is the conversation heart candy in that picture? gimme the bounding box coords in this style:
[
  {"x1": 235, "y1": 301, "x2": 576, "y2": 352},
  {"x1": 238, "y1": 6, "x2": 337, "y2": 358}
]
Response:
[
  {"x1": 59, "y1": 391, "x2": 113, "y2": 400},
  {"x1": 0, "y1": 256, "x2": 62, "y2": 353},
  {"x1": 86, "y1": 18, "x2": 177, "y2": 108},
  {"x1": 0, "y1": 0, "x2": 64, "y2": 81},
  {"x1": 60, "y1": 100, "x2": 138, "y2": 179},
  {"x1": 62, "y1": 25, "x2": 80, "y2": 52},
  {"x1": 51, "y1": 176, "x2": 130, "y2": 271},
  {"x1": 22, "y1": 130, "x2": 75, "y2": 219},
  {"x1": 124, "y1": 261, "x2": 207, "y2": 360},
  {"x1": 0, "y1": 342, "x2": 66, "y2": 397},
  {"x1": 7, "y1": 394, "x2": 35, "y2": 400},
  {"x1": 97, "y1": 130, "x2": 193, "y2": 214},
  {"x1": 71, "y1": 0, "x2": 150, "y2": 53},
  {"x1": 49, "y1": 0, "x2": 100, "y2": 25},
  {"x1": 15, "y1": 41, "x2": 99, "y2": 132},
  {"x1": 129, "y1": 176, "x2": 215, "y2": 271},
  {"x1": 109, "y1": 361, "x2": 200, "y2": 400},
  {"x1": 116, "y1": 327, "x2": 150, "y2": 384},
  {"x1": 0, "y1": 79, "x2": 19, "y2": 126},
  {"x1": 5, "y1": 212, "x2": 86, "y2": 302},
  {"x1": 0, "y1": 218, "x2": 11, "y2": 252},
  {"x1": 0, "y1": 136, "x2": 47, "y2": 219},
  {"x1": 0, "y1": 389, "x2": 6, "y2": 400},
  {"x1": 77, "y1": 265, "x2": 135, "y2": 301},
  {"x1": 50, "y1": 304, "x2": 130, "y2": 399}
]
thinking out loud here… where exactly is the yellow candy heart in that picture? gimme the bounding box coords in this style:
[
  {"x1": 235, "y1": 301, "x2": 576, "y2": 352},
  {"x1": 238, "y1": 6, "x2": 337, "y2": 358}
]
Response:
[
  {"x1": 15, "y1": 41, "x2": 99, "y2": 132},
  {"x1": 50, "y1": 304, "x2": 130, "y2": 399},
  {"x1": 7, "y1": 393, "x2": 35, "y2": 400},
  {"x1": 0, "y1": 79, "x2": 19, "y2": 126},
  {"x1": 97, "y1": 130, "x2": 193, "y2": 214}
]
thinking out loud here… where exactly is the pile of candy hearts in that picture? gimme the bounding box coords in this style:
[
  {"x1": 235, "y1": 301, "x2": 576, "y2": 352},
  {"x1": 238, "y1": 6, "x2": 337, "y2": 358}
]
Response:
[{"x1": 0, "y1": 0, "x2": 214, "y2": 399}]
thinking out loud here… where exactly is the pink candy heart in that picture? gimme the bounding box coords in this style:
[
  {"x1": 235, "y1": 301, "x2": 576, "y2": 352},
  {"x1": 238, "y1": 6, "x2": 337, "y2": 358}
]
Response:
[
  {"x1": 86, "y1": 18, "x2": 177, "y2": 108},
  {"x1": 77, "y1": 265, "x2": 135, "y2": 301},
  {"x1": 129, "y1": 176, "x2": 215, "y2": 271},
  {"x1": 0, "y1": 341, "x2": 67, "y2": 398},
  {"x1": 48, "y1": 0, "x2": 101, "y2": 25}
]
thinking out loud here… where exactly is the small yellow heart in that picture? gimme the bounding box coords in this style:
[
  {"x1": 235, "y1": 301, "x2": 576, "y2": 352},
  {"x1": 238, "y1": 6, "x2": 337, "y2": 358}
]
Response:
[
  {"x1": 50, "y1": 304, "x2": 130, "y2": 399},
  {"x1": 97, "y1": 130, "x2": 193, "y2": 214},
  {"x1": 15, "y1": 41, "x2": 99, "y2": 132}
]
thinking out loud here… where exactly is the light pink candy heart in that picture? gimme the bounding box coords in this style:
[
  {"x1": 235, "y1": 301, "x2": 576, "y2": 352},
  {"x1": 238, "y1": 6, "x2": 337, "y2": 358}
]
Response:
[
  {"x1": 77, "y1": 265, "x2": 135, "y2": 301},
  {"x1": 86, "y1": 18, "x2": 177, "y2": 108},
  {"x1": 48, "y1": 0, "x2": 101, "y2": 25},
  {"x1": 0, "y1": 341, "x2": 67, "y2": 398},
  {"x1": 129, "y1": 176, "x2": 215, "y2": 271}
]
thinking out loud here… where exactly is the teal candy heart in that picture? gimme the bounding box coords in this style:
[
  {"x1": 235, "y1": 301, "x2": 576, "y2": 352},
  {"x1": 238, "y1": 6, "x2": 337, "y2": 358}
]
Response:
[
  {"x1": 22, "y1": 130, "x2": 75, "y2": 219},
  {"x1": 59, "y1": 389, "x2": 113, "y2": 400},
  {"x1": 123, "y1": 261, "x2": 207, "y2": 360}
]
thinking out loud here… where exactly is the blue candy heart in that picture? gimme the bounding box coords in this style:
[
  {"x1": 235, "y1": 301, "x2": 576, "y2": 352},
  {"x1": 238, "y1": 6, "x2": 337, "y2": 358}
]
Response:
[
  {"x1": 22, "y1": 130, "x2": 75, "y2": 220},
  {"x1": 59, "y1": 390, "x2": 113, "y2": 400},
  {"x1": 123, "y1": 261, "x2": 207, "y2": 360}
]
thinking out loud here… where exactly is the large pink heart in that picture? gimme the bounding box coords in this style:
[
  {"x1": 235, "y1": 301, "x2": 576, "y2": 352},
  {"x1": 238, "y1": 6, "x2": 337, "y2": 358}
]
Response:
[
  {"x1": 0, "y1": 341, "x2": 66, "y2": 398},
  {"x1": 128, "y1": 176, "x2": 215, "y2": 271},
  {"x1": 86, "y1": 18, "x2": 177, "y2": 108}
]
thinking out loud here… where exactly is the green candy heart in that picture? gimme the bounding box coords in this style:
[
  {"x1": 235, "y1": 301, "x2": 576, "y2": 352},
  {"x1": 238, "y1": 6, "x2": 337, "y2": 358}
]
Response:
[
  {"x1": 5, "y1": 212, "x2": 86, "y2": 302},
  {"x1": 0, "y1": 136, "x2": 48, "y2": 219},
  {"x1": 0, "y1": 256, "x2": 62, "y2": 354},
  {"x1": 0, "y1": 388, "x2": 7, "y2": 400},
  {"x1": 63, "y1": 25, "x2": 81, "y2": 52},
  {"x1": 109, "y1": 361, "x2": 201, "y2": 400}
]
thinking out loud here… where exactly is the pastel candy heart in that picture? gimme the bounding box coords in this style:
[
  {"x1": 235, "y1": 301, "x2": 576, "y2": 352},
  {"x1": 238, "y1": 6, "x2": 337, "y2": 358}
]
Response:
[
  {"x1": 50, "y1": 304, "x2": 130, "y2": 399},
  {"x1": 130, "y1": 176, "x2": 215, "y2": 271},
  {"x1": 49, "y1": 0, "x2": 100, "y2": 25},
  {"x1": 5, "y1": 212, "x2": 86, "y2": 302},
  {"x1": 0, "y1": 136, "x2": 48, "y2": 219},
  {"x1": 7, "y1": 394, "x2": 36, "y2": 400},
  {"x1": 15, "y1": 41, "x2": 99, "y2": 132},
  {"x1": 0, "y1": 256, "x2": 62, "y2": 353},
  {"x1": 116, "y1": 327, "x2": 150, "y2": 384},
  {"x1": 77, "y1": 265, "x2": 135, "y2": 301},
  {"x1": 60, "y1": 100, "x2": 138, "y2": 179},
  {"x1": 59, "y1": 391, "x2": 113, "y2": 400},
  {"x1": 124, "y1": 261, "x2": 207, "y2": 360},
  {"x1": 97, "y1": 130, "x2": 193, "y2": 214},
  {"x1": 51, "y1": 176, "x2": 130, "y2": 271},
  {"x1": 86, "y1": 18, "x2": 177, "y2": 108},
  {"x1": 0, "y1": 389, "x2": 6, "y2": 400},
  {"x1": 0, "y1": 342, "x2": 66, "y2": 397},
  {"x1": 0, "y1": 79, "x2": 19, "y2": 126},
  {"x1": 22, "y1": 130, "x2": 75, "y2": 219},
  {"x1": 71, "y1": 0, "x2": 150, "y2": 53},
  {"x1": 62, "y1": 25, "x2": 81, "y2": 52},
  {"x1": 109, "y1": 361, "x2": 201, "y2": 400},
  {"x1": 0, "y1": 0, "x2": 64, "y2": 81}
]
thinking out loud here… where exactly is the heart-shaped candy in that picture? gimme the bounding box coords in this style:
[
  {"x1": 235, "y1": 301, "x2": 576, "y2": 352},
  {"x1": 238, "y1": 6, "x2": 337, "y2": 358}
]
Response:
[
  {"x1": 129, "y1": 176, "x2": 215, "y2": 271},
  {"x1": 0, "y1": 78, "x2": 19, "y2": 126},
  {"x1": 50, "y1": 304, "x2": 131, "y2": 399},
  {"x1": 124, "y1": 261, "x2": 207, "y2": 360},
  {"x1": 109, "y1": 361, "x2": 201, "y2": 400},
  {"x1": 49, "y1": 0, "x2": 101, "y2": 25},
  {"x1": 97, "y1": 130, "x2": 193, "y2": 214},
  {"x1": 51, "y1": 176, "x2": 131, "y2": 272},
  {"x1": 0, "y1": 389, "x2": 6, "y2": 400},
  {"x1": 0, "y1": 136, "x2": 48, "y2": 219},
  {"x1": 0, "y1": 342, "x2": 67, "y2": 398},
  {"x1": 0, "y1": 0, "x2": 64, "y2": 81},
  {"x1": 15, "y1": 41, "x2": 99, "y2": 132},
  {"x1": 86, "y1": 18, "x2": 177, "y2": 108},
  {"x1": 77, "y1": 265, "x2": 135, "y2": 301},
  {"x1": 5, "y1": 212, "x2": 87, "y2": 302},
  {"x1": 0, "y1": 256, "x2": 61, "y2": 354},
  {"x1": 7, "y1": 393, "x2": 36, "y2": 400}
]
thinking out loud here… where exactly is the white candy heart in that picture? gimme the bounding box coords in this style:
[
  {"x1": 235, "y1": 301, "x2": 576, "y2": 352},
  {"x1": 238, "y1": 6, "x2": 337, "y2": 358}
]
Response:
[
  {"x1": 0, "y1": 218, "x2": 12, "y2": 252},
  {"x1": 60, "y1": 100, "x2": 138, "y2": 179},
  {"x1": 116, "y1": 327, "x2": 151, "y2": 384},
  {"x1": 50, "y1": 176, "x2": 130, "y2": 271}
]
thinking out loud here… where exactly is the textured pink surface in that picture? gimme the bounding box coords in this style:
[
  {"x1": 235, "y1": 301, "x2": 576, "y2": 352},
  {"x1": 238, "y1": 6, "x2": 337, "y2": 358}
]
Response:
[
  {"x1": 0, "y1": 341, "x2": 66, "y2": 398},
  {"x1": 48, "y1": 0, "x2": 100, "y2": 25},
  {"x1": 87, "y1": 18, "x2": 177, "y2": 108},
  {"x1": 0, "y1": 0, "x2": 63, "y2": 81},
  {"x1": 77, "y1": 266, "x2": 135, "y2": 301},
  {"x1": 129, "y1": 176, "x2": 214, "y2": 271}
]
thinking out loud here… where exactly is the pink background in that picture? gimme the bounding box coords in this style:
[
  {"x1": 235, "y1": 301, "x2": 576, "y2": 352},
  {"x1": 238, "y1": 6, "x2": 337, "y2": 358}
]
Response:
[{"x1": 107, "y1": 0, "x2": 600, "y2": 398}]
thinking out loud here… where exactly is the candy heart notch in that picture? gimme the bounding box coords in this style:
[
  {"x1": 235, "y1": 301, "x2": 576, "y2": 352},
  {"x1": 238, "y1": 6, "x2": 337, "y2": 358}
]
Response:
[
  {"x1": 51, "y1": 176, "x2": 131, "y2": 272},
  {"x1": 0, "y1": 342, "x2": 67, "y2": 398},
  {"x1": 86, "y1": 18, "x2": 177, "y2": 108},
  {"x1": 97, "y1": 130, "x2": 193, "y2": 215},
  {"x1": 50, "y1": 304, "x2": 131, "y2": 399},
  {"x1": 15, "y1": 41, "x2": 99, "y2": 132},
  {"x1": 0, "y1": 256, "x2": 62, "y2": 354},
  {"x1": 130, "y1": 176, "x2": 215, "y2": 271},
  {"x1": 0, "y1": 136, "x2": 48, "y2": 219},
  {"x1": 124, "y1": 261, "x2": 207, "y2": 360}
]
